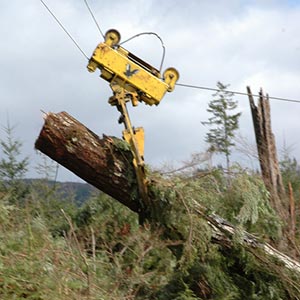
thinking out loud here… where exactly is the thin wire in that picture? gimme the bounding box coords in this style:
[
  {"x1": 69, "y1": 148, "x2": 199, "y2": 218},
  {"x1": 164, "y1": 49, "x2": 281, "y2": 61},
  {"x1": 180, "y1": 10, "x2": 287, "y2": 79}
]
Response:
[
  {"x1": 39, "y1": 0, "x2": 300, "y2": 105},
  {"x1": 176, "y1": 82, "x2": 300, "y2": 104},
  {"x1": 83, "y1": 0, "x2": 105, "y2": 39},
  {"x1": 39, "y1": 0, "x2": 89, "y2": 60},
  {"x1": 120, "y1": 32, "x2": 166, "y2": 73}
]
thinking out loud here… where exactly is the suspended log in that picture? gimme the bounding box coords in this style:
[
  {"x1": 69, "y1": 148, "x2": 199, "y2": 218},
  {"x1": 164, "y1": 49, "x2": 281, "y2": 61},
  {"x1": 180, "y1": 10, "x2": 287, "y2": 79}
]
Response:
[
  {"x1": 35, "y1": 111, "x2": 141, "y2": 213},
  {"x1": 35, "y1": 111, "x2": 300, "y2": 276}
]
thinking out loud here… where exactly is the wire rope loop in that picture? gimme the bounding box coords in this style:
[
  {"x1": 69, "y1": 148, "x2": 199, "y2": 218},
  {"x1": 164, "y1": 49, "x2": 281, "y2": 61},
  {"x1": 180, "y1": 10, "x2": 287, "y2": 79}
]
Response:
[{"x1": 119, "y1": 32, "x2": 166, "y2": 73}]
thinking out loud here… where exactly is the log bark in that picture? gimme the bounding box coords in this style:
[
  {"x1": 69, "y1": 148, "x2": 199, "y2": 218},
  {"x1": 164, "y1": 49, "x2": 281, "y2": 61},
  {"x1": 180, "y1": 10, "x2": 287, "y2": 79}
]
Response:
[
  {"x1": 35, "y1": 111, "x2": 300, "y2": 276},
  {"x1": 35, "y1": 111, "x2": 141, "y2": 213}
]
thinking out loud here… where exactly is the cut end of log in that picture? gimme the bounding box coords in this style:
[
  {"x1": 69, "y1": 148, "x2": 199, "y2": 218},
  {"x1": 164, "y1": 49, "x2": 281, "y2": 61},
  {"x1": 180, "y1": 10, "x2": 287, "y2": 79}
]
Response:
[{"x1": 35, "y1": 111, "x2": 141, "y2": 213}]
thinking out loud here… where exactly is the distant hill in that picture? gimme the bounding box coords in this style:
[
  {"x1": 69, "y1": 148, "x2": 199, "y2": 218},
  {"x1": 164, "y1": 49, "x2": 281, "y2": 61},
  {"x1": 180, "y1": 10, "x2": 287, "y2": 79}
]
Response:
[
  {"x1": 25, "y1": 179, "x2": 99, "y2": 205},
  {"x1": 55, "y1": 181, "x2": 99, "y2": 205}
]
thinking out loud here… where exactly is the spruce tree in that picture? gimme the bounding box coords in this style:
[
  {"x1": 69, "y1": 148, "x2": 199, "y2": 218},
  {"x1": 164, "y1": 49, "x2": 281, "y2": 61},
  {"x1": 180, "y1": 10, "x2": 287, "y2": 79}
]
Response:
[
  {"x1": 202, "y1": 81, "x2": 241, "y2": 170},
  {"x1": 0, "y1": 122, "x2": 29, "y2": 202}
]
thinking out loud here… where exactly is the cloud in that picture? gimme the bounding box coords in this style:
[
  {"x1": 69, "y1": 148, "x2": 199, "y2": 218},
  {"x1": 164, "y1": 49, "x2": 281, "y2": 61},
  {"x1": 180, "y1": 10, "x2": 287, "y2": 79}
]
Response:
[{"x1": 0, "y1": 0, "x2": 299, "y2": 181}]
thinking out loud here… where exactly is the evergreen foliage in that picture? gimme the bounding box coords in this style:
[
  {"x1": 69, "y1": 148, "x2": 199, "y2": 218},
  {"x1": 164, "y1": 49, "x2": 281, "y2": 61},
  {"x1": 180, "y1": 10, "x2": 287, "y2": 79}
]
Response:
[
  {"x1": 0, "y1": 122, "x2": 29, "y2": 203},
  {"x1": 0, "y1": 168, "x2": 300, "y2": 299},
  {"x1": 202, "y1": 82, "x2": 241, "y2": 169},
  {"x1": 280, "y1": 153, "x2": 300, "y2": 193},
  {"x1": 1, "y1": 124, "x2": 300, "y2": 299},
  {"x1": 280, "y1": 153, "x2": 300, "y2": 248}
]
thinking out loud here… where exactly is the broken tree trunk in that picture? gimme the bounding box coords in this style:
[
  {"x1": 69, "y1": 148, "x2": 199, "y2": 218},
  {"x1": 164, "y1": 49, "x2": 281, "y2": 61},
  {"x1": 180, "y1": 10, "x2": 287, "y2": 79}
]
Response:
[
  {"x1": 247, "y1": 87, "x2": 286, "y2": 218},
  {"x1": 35, "y1": 111, "x2": 300, "y2": 276}
]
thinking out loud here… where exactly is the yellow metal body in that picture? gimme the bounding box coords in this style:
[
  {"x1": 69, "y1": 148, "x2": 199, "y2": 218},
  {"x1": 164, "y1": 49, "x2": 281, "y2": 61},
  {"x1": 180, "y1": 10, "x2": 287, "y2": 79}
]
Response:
[
  {"x1": 109, "y1": 85, "x2": 148, "y2": 204},
  {"x1": 123, "y1": 128, "x2": 144, "y2": 160},
  {"x1": 87, "y1": 29, "x2": 179, "y2": 106},
  {"x1": 87, "y1": 29, "x2": 179, "y2": 204}
]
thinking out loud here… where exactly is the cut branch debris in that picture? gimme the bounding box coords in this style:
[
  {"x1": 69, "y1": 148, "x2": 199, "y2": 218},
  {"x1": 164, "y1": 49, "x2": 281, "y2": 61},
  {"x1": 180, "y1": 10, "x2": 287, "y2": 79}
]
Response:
[{"x1": 35, "y1": 111, "x2": 300, "y2": 283}]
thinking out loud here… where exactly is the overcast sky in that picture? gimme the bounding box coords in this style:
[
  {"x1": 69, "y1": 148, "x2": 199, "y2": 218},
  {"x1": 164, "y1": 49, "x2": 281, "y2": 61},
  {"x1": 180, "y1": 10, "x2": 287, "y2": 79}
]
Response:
[{"x1": 0, "y1": 0, "x2": 299, "y2": 181}]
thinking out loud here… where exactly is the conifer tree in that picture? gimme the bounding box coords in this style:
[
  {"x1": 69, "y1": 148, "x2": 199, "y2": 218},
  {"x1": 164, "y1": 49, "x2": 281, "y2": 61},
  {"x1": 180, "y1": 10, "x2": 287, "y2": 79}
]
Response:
[
  {"x1": 0, "y1": 122, "x2": 29, "y2": 202},
  {"x1": 202, "y1": 81, "x2": 241, "y2": 170}
]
